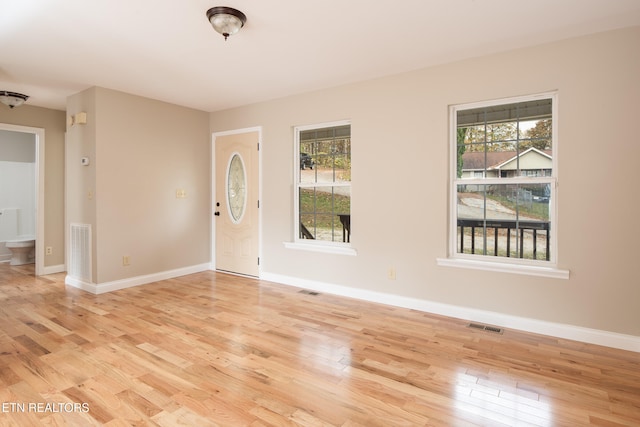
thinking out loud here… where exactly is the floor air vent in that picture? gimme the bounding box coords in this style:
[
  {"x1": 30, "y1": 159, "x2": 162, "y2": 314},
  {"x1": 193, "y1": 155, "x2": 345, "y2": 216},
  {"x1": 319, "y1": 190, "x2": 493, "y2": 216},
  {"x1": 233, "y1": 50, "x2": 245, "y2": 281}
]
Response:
[
  {"x1": 468, "y1": 323, "x2": 504, "y2": 334},
  {"x1": 299, "y1": 289, "x2": 320, "y2": 296}
]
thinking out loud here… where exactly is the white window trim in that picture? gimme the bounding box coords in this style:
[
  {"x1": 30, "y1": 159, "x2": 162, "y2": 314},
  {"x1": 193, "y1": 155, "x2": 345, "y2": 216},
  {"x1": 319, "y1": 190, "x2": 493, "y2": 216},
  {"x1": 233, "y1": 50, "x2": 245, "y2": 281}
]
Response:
[
  {"x1": 436, "y1": 256, "x2": 569, "y2": 279},
  {"x1": 288, "y1": 119, "x2": 355, "y2": 255},
  {"x1": 441, "y1": 92, "x2": 569, "y2": 278},
  {"x1": 284, "y1": 241, "x2": 357, "y2": 256}
]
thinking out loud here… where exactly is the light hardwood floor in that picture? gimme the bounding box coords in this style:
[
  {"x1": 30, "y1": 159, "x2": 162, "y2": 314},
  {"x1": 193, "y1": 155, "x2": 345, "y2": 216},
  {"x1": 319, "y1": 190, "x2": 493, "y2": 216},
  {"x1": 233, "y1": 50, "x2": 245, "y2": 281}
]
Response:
[{"x1": 0, "y1": 264, "x2": 638, "y2": 426}]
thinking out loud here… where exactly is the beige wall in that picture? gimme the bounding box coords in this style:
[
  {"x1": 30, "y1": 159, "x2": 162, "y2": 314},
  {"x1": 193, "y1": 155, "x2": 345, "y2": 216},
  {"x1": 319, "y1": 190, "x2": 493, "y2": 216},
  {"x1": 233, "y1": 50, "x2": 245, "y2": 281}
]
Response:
[
  {"x1": 66, "y1": 87, "x2": 210, "y2": 284},
  {"x1": 3, "y1": 27, "x2": 637, "y2": 338},
  {"x1": 0, "y1": 105, "x2": 66, "y2": 267},
  {"x1": 210, "y1": 26, "x2": 640, "y2": 337}
]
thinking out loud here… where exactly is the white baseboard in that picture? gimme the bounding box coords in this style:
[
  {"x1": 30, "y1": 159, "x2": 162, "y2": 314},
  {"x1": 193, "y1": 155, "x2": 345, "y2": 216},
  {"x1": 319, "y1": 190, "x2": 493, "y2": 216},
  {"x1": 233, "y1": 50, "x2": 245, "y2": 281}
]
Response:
[
  {"x1": 65, "y1": 263, "x2": 210, "y2": 295},
  {"x1": 261, "y1": 272, "x2": 640, "y2": 353},
  {"x1": 1, "y1": 261, "x2": 64, "y2": 274},
  {"x1": 42, "y1": 264, "x2": 65, "y2": 275},
  {"x1": 64, "y1": 276, "x2": 98, "y2": 293}
]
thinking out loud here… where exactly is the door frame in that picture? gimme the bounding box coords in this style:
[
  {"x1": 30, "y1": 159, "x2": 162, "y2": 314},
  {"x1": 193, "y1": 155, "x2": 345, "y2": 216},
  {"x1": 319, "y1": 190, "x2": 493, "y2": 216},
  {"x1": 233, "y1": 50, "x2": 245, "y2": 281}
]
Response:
[
  {"x1": 211, "y1": 126, "x2": 262, "y2": 276},
  {"x1": 0, "y1": 123, "x2": 45, "y2": 276}
]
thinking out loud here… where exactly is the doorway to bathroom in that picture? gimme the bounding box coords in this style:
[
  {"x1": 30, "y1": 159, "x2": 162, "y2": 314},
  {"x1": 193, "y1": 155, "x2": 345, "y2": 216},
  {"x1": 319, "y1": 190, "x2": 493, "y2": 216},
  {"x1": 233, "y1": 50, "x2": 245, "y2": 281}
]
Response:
[
  {"x1": 212, "y1": 128, "x2": 261, "y2": 277},
  {"x1": 0, "y1": 123, "x2": 45, "y2": 275}
]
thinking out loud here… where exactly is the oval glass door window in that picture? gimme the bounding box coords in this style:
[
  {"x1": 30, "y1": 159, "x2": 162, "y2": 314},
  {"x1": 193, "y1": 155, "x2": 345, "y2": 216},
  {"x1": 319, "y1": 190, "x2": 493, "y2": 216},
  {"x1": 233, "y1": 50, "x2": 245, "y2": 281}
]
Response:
[{"x1": 227, "y1": 153, "x2": 247, "y2": 223}]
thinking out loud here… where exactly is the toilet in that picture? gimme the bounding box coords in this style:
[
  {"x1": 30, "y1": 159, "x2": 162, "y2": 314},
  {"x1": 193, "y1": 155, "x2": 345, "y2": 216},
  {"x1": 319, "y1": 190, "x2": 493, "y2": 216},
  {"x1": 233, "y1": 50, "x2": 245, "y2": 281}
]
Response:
[
  {"x1": 0, "y1": 208, "x2": 36, "y2": 266},
  {"x1": 6, "y1": 238, "x2": 36, "y2": 265}
]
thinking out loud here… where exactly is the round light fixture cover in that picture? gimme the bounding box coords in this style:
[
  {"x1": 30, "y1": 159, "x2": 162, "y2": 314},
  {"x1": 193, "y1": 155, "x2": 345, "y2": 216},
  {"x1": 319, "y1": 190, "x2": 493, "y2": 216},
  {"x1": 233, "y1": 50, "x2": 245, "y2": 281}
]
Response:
[
  {"x1": 206, "y1": 7, "x2": 246, "y2": 40},
  {"x1": 0, "y1": 91, "x2": 29, "y2": 109}
]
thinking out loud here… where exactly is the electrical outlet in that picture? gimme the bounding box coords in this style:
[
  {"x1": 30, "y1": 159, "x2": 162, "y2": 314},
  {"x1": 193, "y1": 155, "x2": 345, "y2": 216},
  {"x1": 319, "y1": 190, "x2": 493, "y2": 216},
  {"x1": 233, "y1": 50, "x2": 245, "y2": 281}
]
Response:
[
  {"x1": 176, "y1": 189, "x2": 187, "y2": 198},
  {"x1": 387, "y1": 267, "x2": 396, "y2": 280},
  {"x1": 45, "y1": 246, "x2": 53, "y2": 255},
  {"x1": 122, "y1": 256, "x2": 130, "y2": 266}
]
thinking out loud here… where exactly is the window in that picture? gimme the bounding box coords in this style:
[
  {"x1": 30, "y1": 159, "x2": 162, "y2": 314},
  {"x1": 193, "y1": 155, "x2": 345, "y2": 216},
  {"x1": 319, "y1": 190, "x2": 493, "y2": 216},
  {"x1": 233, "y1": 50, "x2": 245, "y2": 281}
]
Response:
[
  {"x1": 449, "y1": 93, "x2": 559, "y2": 269},
  {"x1": 294, "y1": 121, "x2": 351, "y2": 247}
]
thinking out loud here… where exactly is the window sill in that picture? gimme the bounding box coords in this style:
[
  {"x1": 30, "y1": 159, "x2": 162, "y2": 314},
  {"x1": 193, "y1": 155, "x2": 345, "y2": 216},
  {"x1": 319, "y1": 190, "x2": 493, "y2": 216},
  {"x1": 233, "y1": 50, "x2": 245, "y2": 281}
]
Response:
[
  {"x1": 284, "y1": 242, "x2": 357, "y2": 256},
  {"x1": 436, "y1": 257, "x2": 569, "y2": 279}
]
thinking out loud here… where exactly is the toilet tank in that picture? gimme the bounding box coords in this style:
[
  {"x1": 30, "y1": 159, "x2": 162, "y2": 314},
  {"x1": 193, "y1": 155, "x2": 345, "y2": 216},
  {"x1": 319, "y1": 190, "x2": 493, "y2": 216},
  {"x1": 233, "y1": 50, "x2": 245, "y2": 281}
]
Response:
[{"x1": 0, "y1": 208, "x2": 19, "y2": 242}]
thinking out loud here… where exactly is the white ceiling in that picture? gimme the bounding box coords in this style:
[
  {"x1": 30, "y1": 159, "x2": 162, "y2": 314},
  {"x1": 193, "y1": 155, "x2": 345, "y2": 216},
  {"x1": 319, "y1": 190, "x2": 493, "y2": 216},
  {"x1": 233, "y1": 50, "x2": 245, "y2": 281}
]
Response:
[{"x1": 2, "y1": 0, "x2": 640, "y2": 112}]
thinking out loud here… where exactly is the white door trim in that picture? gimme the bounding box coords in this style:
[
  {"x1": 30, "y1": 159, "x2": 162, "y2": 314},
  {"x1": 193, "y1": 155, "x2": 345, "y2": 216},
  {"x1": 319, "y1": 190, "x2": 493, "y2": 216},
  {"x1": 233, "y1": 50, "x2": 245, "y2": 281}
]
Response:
[
  {"x1": 0, "y1": 123, "x2": 46, "y2": 276},
  {"x1": 211, "y1": 126, "x2": 262, "y2": 276}
]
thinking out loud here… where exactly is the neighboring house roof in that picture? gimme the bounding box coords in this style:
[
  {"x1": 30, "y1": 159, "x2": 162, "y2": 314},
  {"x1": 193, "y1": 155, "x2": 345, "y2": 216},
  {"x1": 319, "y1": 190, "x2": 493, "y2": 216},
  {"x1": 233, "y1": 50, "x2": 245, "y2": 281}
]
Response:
[{"x1": 462, "y1": 148, "x2": 551, "y2": 171}]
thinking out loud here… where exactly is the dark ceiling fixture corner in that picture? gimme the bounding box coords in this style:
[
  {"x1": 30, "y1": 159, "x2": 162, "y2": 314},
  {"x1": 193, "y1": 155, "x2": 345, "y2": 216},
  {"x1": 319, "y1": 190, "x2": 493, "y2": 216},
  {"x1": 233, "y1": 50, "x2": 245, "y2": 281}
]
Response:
[
  {"x1": 0, "y1": 91, "x2": 29, "y2": 109},
  {"x1": 206, "y1": 6, "x2": 246, "y2": 41}
]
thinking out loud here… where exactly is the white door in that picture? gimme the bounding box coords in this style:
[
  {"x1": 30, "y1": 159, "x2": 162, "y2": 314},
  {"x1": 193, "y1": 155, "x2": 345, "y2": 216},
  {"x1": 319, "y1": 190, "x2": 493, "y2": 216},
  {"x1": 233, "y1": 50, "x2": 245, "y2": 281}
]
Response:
[{"x1": 214, "y1": 130, "x2": 259, "y2": 276}]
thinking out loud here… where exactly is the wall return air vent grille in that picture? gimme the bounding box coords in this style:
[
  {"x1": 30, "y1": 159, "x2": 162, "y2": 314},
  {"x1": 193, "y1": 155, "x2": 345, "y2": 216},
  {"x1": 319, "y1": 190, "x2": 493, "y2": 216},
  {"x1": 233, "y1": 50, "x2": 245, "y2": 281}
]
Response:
[{"x1": 69, "y1": 223, "x2": 92, "y2": 282}]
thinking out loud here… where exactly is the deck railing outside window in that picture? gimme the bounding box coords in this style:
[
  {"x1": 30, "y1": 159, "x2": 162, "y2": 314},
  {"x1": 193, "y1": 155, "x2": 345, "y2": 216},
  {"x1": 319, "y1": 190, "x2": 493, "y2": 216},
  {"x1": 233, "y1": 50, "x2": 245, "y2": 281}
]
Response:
[{"x1": 457, "y1": 219, "x2": 550, "y2": 261}]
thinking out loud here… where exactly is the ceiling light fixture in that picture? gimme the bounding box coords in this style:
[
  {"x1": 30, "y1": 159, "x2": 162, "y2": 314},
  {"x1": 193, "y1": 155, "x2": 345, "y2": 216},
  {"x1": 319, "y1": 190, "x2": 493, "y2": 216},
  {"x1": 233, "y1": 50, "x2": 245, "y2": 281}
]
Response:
[
  {"x1": 0, "y1": 91, "x2": 29, "y2": 109},
  {"x1": 206, "y1": 6, "x2": 246, "y2": 40}
]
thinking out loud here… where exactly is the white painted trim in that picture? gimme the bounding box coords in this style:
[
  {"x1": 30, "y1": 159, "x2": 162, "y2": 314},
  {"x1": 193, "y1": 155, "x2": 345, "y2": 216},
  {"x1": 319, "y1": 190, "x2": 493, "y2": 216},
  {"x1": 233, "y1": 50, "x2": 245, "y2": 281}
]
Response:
[
  {"x1": 261, "y1": 272, "x2": 639, "y2": 353},
  {"x1": 284, "y1": 241, "x2": 357, "y2": 256},
  {"x1": 65, "y1": 263, "x2": 210, "y2": 295},
  {"x1": 36, "y1": 128, "x2": 45, "y2": 276},
  {"x1": 212, "y1": 126, "x2": 263, "y2": 137},
  {"x1": 436, "y1": 257, "x2": 569, "y2": 279},
  {"x1": 42, "y1": 264, "x2": 65, "y2": 275},
  {"x1": 64, "y1": 276, "x2": 97, "y2": 293},
  {"x1": 0, "y1": 123, "x2": 46, "y2": 276}
]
